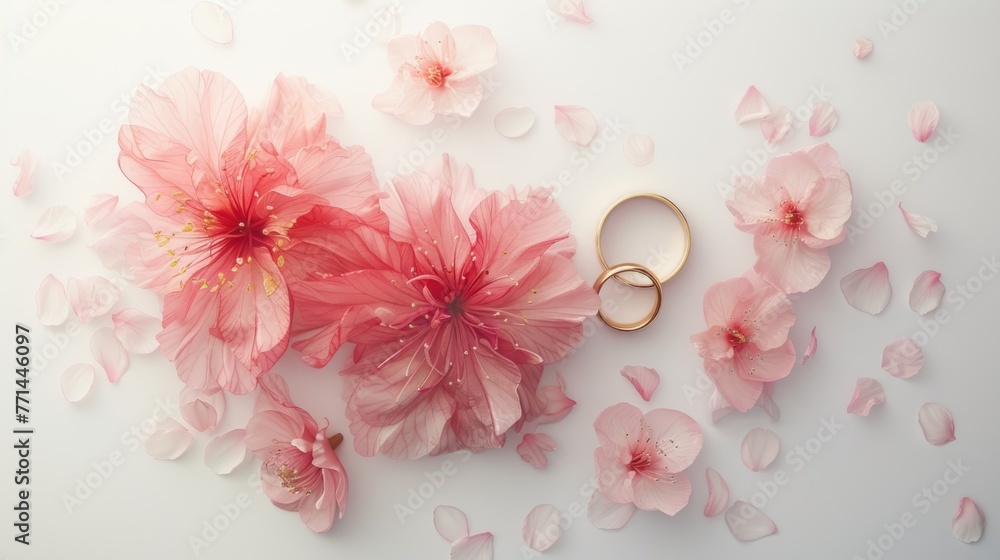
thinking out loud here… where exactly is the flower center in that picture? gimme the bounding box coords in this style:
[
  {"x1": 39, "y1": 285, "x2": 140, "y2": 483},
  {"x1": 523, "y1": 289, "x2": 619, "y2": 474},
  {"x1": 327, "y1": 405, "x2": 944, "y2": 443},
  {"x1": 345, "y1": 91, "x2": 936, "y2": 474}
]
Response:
[
  {"x1": 447, "y1": 294, "x2": 464, "y2": 316},
  {"x1": 630, "y1": 449, "x2": 652, "y2": 471},
  {"x1": 423, "y1": 64, "x2": 447, "y2": 87},
  {"x1": 726, "y1": 327, "x2": 747, "y2": 346},
  {"x1": 780, "y1": 200, "x2": 804, "y2": 226}
]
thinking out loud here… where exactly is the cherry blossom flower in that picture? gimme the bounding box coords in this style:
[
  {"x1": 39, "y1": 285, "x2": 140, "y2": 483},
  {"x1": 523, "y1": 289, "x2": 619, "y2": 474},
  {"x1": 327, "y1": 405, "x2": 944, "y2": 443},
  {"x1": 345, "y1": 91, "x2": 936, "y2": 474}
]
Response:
[
  {"x1": 727, "y1": 143, "x2": 853, "y2": 294},
  {"x1": 245, "y1": 373, "x2": 348, "y2": 533},
  {"x1": 373, "y1": 22, "x2": 498, "y2": 125}
]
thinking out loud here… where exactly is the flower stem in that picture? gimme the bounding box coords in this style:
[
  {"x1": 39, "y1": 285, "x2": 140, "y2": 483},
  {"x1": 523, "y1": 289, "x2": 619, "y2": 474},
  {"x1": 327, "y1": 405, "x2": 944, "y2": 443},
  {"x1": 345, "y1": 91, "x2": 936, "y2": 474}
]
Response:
[{"x1": 327, "y1": 433, "x2": 344, "y2": 451}]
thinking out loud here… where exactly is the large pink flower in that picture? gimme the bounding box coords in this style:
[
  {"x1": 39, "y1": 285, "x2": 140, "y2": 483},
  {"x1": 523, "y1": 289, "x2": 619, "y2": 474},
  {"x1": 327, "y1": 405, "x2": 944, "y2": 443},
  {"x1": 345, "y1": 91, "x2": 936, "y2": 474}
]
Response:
[
  {"x1": 245, "y1": 373, "x2": 348, "y2": 533},
  {"x1": 726, "y1": 143, "x2": 852, "y2": 293},
  {"x1": 372, "y1": 22, "x2": 498, "y2": 125},
  {"x1": 112, "y1": 68, "x2": 384, "y2": 393},
  {"x1": 291, "y1": 155, "x2": 600, "y2": 459},
  {"x1": 690, "y1": 276, "x2": 796, "y2": 412}
]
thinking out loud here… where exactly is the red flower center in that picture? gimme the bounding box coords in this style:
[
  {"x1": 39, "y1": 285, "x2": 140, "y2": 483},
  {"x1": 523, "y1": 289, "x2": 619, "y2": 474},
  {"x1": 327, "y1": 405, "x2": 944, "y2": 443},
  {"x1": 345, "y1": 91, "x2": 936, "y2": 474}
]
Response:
[
  {"x1": 780, "y1": 200, "x2": 804, "y2": 226},
  {"x1": 726, "y1": 327, "x2": 748, "y2": 347},
  {"x1": 422, "y1": 63, "x2": 450, "y2": 88}
]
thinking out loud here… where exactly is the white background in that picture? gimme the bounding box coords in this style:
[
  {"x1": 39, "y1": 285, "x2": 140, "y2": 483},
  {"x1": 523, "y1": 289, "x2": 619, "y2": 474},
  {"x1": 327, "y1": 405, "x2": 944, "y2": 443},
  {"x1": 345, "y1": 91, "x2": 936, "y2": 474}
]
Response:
[{"x1": 2, "y1": 1, "x2": 999, "y2": 559}]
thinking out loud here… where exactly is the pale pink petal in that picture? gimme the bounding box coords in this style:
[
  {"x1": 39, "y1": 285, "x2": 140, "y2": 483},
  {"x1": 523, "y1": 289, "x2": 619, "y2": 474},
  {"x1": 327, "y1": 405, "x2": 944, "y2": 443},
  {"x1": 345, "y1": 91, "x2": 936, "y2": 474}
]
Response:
[
  {"x1": 204, "y1": 429, "x2": 247, "y2": 475},
  {"x1": 854, "y1": 37, "x2": 874, "y2": 59},
  {"x1": 725, "y1": 501, "x2": 777, "y2": 541},
  {"x1": 90, "y1": 327, "x2": 129, "y2": 382},
  {"x1": 61, "y1": 364, "x2": 95, "y2": 403},
  {"x1": 847, "y1": 377, "x2": 885, "y2": 416},
  {"x1": 66, "y1": 276, "x2": 121, "y2": 323},
  {"x1": 36, "y1": 274, "x2": 69, "y2": 327},
  {"x1": 740, "y1": 427, "x2": 780, "y2": 472},
  {"x1": 760, "y1": 106, "x2": 793, "y2": 143},
  {"x1": 11, "y1": 149, "x2": 36, "y2": 197},
  {"x1": 809, "y1": 101, "x2": 838, "y2": 137},
  {"x1": 704, "y1": 467, "x2": 730, "y2": 517},
  {"x1": 546, "y1": 0, "x2": 592, "y2": 24},
  {"x1": 587, "y1": 490, "x2": 637, "y2": 530},
  {"x1": 734, "y1": 86, "x2": 770, "y2": 124},
  {"x1": 451, "y1": 532, "x2": 494, "y2": 560},
  {"x1": 517, "y1": 432, "x2": 557, "y2": 469},
  {"x1": 623, "y1": 133, "x2": 654, "y2": 167},
  {"x1": 952, "y1": 497, "x2": 985, "y2": 543},
  {"x1": 180, "y1": 387, "x2": 226, "y2": 432},
  {"x1": 756, "y1": 383, "x2": 781, "y2": 422},
  {"x1": 841, "y1": 262, "x2": 892, "y2": 315},
  {"x1": 112, "y1": 308, "x2": 161, "y2": 354},
  {"x1": 909, "y1": 101, "x2": 940, "y2": 142},
  {"x1": 909, "y1": 270, "x2": 944, "y2": 315},
  {"x1": 554, "y1": 105, "x2": 597, "y2": 146},
  {"x1": 918, "y1": 402, "x2": 956, "y2": 445},
  {"x1": 882, "y1": 338, "x2": 924, "y2": 379},
  {"x1": 434, "y1": 505, "x2": 470, "y2": 543},
  {"x1": 494, "y1": 107, "x2": 535, "y2": 138},
  {"x1": 620, "y1": 365, "x2": 660, "y2": 401},
  {"x1": 145, "y1": 419, "x2": 193, "y2": 460},
  {"x1": 84, "y1": 194, "x2": 119, "y2": 227},
  {"x1": 522, "y1": 504, "x2": 561, "y2": 551},
  {"x1": 796, "y1": 327, "x2": 816, "y2": 365},
  {"x1": 30, "y1": 205, "x2": 77, "y2": 243},
  {"x1": 899, "y1": 203, "x2": 938, "y2": 237},
  {"x1": 536, "y1": 373, "x2": 576, "y2": 425},
  {"x1": 191, "y1": 1, "x2": 233, "y2": 44}
]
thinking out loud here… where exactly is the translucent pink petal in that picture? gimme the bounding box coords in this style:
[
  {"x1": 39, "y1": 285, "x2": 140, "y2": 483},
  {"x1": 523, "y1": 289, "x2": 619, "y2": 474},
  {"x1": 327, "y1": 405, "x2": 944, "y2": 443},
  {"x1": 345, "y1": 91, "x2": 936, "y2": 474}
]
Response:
[
  {"x1": 451, "y1": 532, "x2": 494, "y2": 560},
  {"x1": 180, "y1": 387, "x2": 226, "y2": 432},
  {"x1": 83, "y1": 194, "x2": 119, "y2": 227},
  {"x1": 36, "y1": 274, "x2": 69, "y2": 327},
  {"x1": 918, "y1": 402, "x2": 956, "y2": 445},
  {"x1": 952, "y1": 497, "x2": 985, "y2": 543},
  {"x1": 620, "y1": 365, "x2": 660, "y2": 401},
  {"x1": 726, "y1": 501, "x2": 777, "y2": 541},
  {"x1": 740, "y1": 427, "x2": 780, "y2": 472},
  {"x1": 587, "y1": 490, "x2": 636, "y2": 530},
  {"x1": 434, "y1": 505, "x2": 470, "y2": 543},
  {"x1": 554, "y1": 105, "x2": 597, "y2": 146},
  {"x1": 909, "y1": 101, "x2": 940, "y2": 142},
  {"x1": 644, "y1": 409, "x2": 704, "y2": 472},
  {"x1": 494, "y1": 107, "x2": 535, "y2": 138},
  {"x1": 522, "y1": 504, "x2": 561, "y2": 551},
  {"x1": 112, "y1": 308, "x2": 161, "y2": 354},
  {"x1": 756, "y1": 383, "x2": 781, "y2": 422},
  {"x1": 882, "y1": 338, "x2": 924, "y2": 379},
  {"x1": 623, "y1": 133, "x2": 654, "y2": 167},
  {"x1": 67, "y1": 276, "x2": 121, "y2": 323},
  {"x1": 841, "y1": 262, "x2": 892, "y2": 315},
  {"x1": 191, "y1": 1, "x2": 233, "y2": 44},
  {"x1": 909, "y1": 270, "x2": 944, "y2": 315},
  {"x1": 145, "y1": 419, "x2": 193, "y2": 460},
  {"x1": 11, "y1": 149, "x2": 36, "y2": 197},
  {"x1": 517, "y1": 432, "x2": 557, "y2": 469},
  {"x1": 760, "y1": 106, "x2": 793, "y2": 143},
  {"x1": 899, "y1": 203, "x2": 938, "y2": 237},
  {"x1": 847, "y1": 377, "x2": 885, "y2": 416},
  {"x1": 61, "y1": 364, "x2": 95, "y2": 403},
  {"x1": 734, "y1": 86, "x2": 770, "y2": 124},
  {"x1": 704, "y1": 467, "x2": 730, "y2": 517},
  {"x1": 546, "y1": 0, "x2": 592, "y2": 24},
  {"x1": 797, "y1": 326, "x2": 818, "y2": 365},
  {"x1": 90, "y1": 327, "x2": 129, "y2": 382},
  {"x1": 204, "y1": 429, "x2": 247, "y2": 475},
  {"x1": 30, "y1": 205, "x2": 77, "y2": 243},
  {"x1": 536, "y1": 373, "x2": 576, "y2": 425},
  {"x1": 710, "y1": 389, "x2": 736, "y2": 423},
  {"x1": 854, "y1": 37, "x2": 874, "y2": 59},
  {"x1": 809, "y1": 101, "x2": 838, "y2": 137}
]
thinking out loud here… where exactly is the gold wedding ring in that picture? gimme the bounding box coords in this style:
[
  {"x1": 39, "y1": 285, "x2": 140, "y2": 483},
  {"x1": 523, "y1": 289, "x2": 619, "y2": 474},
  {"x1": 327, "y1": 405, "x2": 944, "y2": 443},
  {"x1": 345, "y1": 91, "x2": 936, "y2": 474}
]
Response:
[{"x1": 593, "y1": 263, "x2": 663, "y2": 331}]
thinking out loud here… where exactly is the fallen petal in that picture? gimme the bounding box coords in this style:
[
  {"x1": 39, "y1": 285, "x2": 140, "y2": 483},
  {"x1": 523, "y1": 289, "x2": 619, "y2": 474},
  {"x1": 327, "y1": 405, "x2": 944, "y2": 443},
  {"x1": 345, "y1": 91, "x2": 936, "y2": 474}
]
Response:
[
  {"x1": 882, "y1": 338, "x2": 924, "y2": 379},
  {"x1": 704, "y1": 467, "x2": 730, "y2": 517},
  {"x1": 809, "y1": 101, "x2": 838, "y2": 137},
  {"x1": 952, "y1": 497, "x2": 985, "y2": 543},
  {"x1": 61, "y1": 364, "x2": 95, "y2": 403},
  {"x1": 90, "y1": 327, "x2": 129, "y2": 382},
  {"x1": 620, "y1": 365, "x2": 660, "y2": 401},
  {"x1": 36, "y1": 274, "x2": 69, "y2": 327},
  {"x1": 918, "y1": 402, "x2": 956, "y2": 445},
  {"x1": 204, "y1": 429, "x2": 247, "y2": 475},
  {"x1": 517, "y1": 432, "x2": 557, "y2": 469},
  {"x1": 84, "y1": 194, "x2": 119, "y2": 227},
  {"x1": 180, "y1": 387, "x2": 226, "y2": 432},
  {"x1": 11, "y1": 149, "x2": 36, "y2": 197},
  {"x1": 112, "y1": 308, "x2": 161, "y2": 354},
  {"x1": 853, "y1": 37, "x2": 874, "y2": 59},
  {"x1": 191, "y1": 1, "x2": 233, "y2": 44},
  {"x1": 740, "y1": 427, "x2": 780, "y2": 472},
  {"x1": 909, "y1": 270, "x2": 945, "y2": 315},
  {"x1": 847, "y1": 377, "x2": 885, "y2": 416},
  {"x1": 554, "y1": 105, "x2": 597, "y2": 146},
  {"x1": 760, "y1": 106, "x2": 793, "y2": 143},
  {"x1": 536, "y1": 373, "x2": 576, "y2": 424},
  {"x1": 909, "y1": 101, "x2": 940, "y2": 143},
  {"x1": 841, "y1": 262, "x2": 892, "y2": 315},
  {"x1": 757, "y1": 383, "x2": 781, "y2": 422},
  {"x1": 451, "y1": 532, "x2": 494, "y2": 560},
  {"x1": 546, "y1": 0, "x2": 592, "y2": 24},
  {"x1": 435, "y1": 505, "x2": 470, "y2": 543},
  {"x1": 145, "y1": 419, "x2": 193, "y2": 460},
  {"x1": 726, "y1": 501, "x2": 777, "y2": 541},
  {"x1": 623, "y1": 133, "x2": 654, "y2": 167},
  {"x1": 898, "y1": 203, "x2": 938, "y2": 237},
  {"x1": 494, "y1": 107, "x2": 535, "y2": 138},
  {"x1": 587, "y1": 490, "x2": 636, "y2": 530},
  {"x1": 31, "y1": 205, "x2": 77, "y2": 243},
  {"x1": 734, "y1": 86, "x2": 770, "y2": 124},
  {"x1": 67, "y1": 276, "x2": 121, "y2": 323},
  {"x1": 801, "y1": 326, "x2": 818, "y2": 365},
  {"x1": 522, "y1": 504, "x2": 561, "y2": 552}
]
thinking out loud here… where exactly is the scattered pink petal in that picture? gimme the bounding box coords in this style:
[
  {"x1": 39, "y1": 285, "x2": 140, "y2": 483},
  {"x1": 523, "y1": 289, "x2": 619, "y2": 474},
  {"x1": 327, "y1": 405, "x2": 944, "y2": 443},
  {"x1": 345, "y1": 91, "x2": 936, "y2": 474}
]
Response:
[
  {"x1": 801, "y1": 326, "x2": 818, "y2": 365},
  {"x1": 841, "y1": 262, "x2": 892, "y2": 315},
  {"x1": 952, "y1": 497, "x2": 985, "y2": 543},
  {"x1": 623, "y1": 133, "x2": 654, "y2": 167},
  {"x1": 451, "y1": 532, "x2": 494, "y2": 560},
  {"x1": 847, "y1": 377, "x2": 885, "y2": 416},
  {"x1": 898, "y1": 203, "x2": 938, "y2": 237},
  {"x1": 760, "y1": 106, "x2": 793, "y2": 143},
  {"x1": 734, "y1": 86, "x2": 770, "y2": 124},
  {"x1": 546, "y1": 0, "x2": 592, "y2": 24},
  {"x1": 36, "y1": 274, "x2": 69, "y2": 327},
  {"x1": 11, "y1": 149, "x2": 36, "y2": 197},
  {"x1": 180, "y1": 387, "x2": 226, "y2": 432},
  {"x1": 522, "y1": 504, "x2": 561, "y2": 552},
  {"x1": 30, "y1": 205, "x2": 77, "y2": 243},
  {"x1": 853, "y1": 37, "x2": 874, "y2": 59},
  {"x1": 740, "y1": 428, "x2": 780, "y2": 472},
  {"x1": 204, "y1": 429, "x2": 247, "y2": 475},
  {"x1": 909, "y1": 101, "x2": 940, "y2": 142},
  {"x1": 536, "y1": 373, "x2": 576, "y2": 424},
  {"x1": 90, "y1": 327, "x2": 129, "y2": 382},
  {"x1": 620, "y1": 365, "x2": 660, "y2": 401},
  {"x1": 84, "y1": 194, "x2": 119, "y2": 227},
  {"x1": 704, "y1": 468, "x2": 730, "y2": 518},
  {"x1": 587, "y1": 490, "x2": 637, "y2": 530},
  {"x1": 145, "y1": 418, "x2": 193, "y2": 460},
  {"x1": 809, "y1": 101, "x2": 838, "y2": 137},
  {"x1": 111, "y1": 308, "x2": 161, "y2": 354},
  {"x1": 61, "y1": 364, "x2": 95, "y2": 403},
  {"x1": 725, "y1": 501, "x2": 777, "y2": 541},
  {"x1": 191, "y1": 1, "x2": 233, "y2": 44},
  {"x1": 434, "y1": 505, "x2": 470, "y2": 543},
  {"x1": 494, "y1": 107, "x2": 535, "y2": 138},
  {"x1": 918, "y1": 402, "x2": 956, "y2": 445},
  {"x1": 882, "y1": 338, "x2": 924, "y2": 379},
  {"x1": 554, "y1": 105, "x2": 597, "y2": 146},
  {"x1": 909, "y1": 270, "x2": 945, "y2": 315},
  {"x1": 66, "y1": 276, "x2": 121, "y2": 323},
  {"x1": 517, "y1": 432, "x2": 557, "y2": 469}
]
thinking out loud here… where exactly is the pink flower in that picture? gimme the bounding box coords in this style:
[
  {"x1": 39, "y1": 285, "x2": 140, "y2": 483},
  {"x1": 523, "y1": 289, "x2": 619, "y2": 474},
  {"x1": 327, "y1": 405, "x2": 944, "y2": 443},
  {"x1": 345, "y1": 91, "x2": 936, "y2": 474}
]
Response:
[
  {"x1": 291, "y1": 155, "x2": 600, "y2": 459},
  {"x1": 726, "y1": 143, "x2": 852, "y2": 294},
  {"x1": 245, "y1": 373, "x2": 348, "y2": 533},
  {"x1": 592, "y1": 403, "x2": 703, "y2": 518},
  {"x1": 373, "y1": 22, "x2": 498, "y2": 125},
  {"x1": 114, "y1": 68, "x2": 383, "y2": 393},
  {"x1": 690, "y1": 276, "x2": 796, "y2": 412}
]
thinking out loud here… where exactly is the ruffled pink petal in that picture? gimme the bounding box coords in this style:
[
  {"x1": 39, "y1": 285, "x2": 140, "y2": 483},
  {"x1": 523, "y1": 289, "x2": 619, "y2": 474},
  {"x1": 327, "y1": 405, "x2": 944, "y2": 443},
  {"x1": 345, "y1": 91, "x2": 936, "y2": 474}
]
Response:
[
  {"x1": 517, "y1": 432, "x2": 557, "y2": 469},
  {"x1": 620, "y1": 365, "x2": 660, "y2": 401},
  {"x1": 451, "y1": 532, "x2": 494, "y2": 560},
  {"x1": 809, "y1": 101, "x2": 838, "y2": 137},
  {"x1": 952, "y1": 497, "x2": 985, "y2": 543},
  {"x1": 847, "y1": 377, "x2": 885, "y2": 416},
  {"x1": 726, "y1": 501, "x2": 777, "y2": 541},
  {"x1": 853, "y1": 37, "x2": 874, "y2": 59},
  {"x1": 546, "y1": 0, "x2": 592, "y2": 24},
  {"x1": 632, "y1": 470, "x2": 693, "y2": 516},
  {"x1": 753, "y1": 231, "x2": 832, "y2": 294},
  {"x1": 11, "y1": 149, "x2": 36, "y2": 197},
  {"x1": 899, "y1": 203, "x2": 938, "y2": 237},
  {"x1": 522, "y1": 504, "x2": 561, "y2": 552},
  {"x1": 446, "y1": 24, "x2": 498, "y2": 80},
  {"x1": 841, "y1": 262, "x2": 892, "y2": 314},
  {"x1": 434, "y1": 505, "x2": 470, "y2": 543},
  {"x1": 90, "y1": 327, "x2": 129, "y2": 382},
  {"x1": 112, "y1": 308, "x2": 161, "y2": 354},
  {"x1": 587, "y1": 490, "x2": 637, "y2": 530},
  {"x1": 191, "y1": 1, "x2": 233, "y2": 44},
  {"x1": 536, "y1": 373, "x2": 576, "y2": 424},
  {"x1": 740, "y1": 427, "x2": 780, "y2": 472},
  {"x1": 734, "y1": 86, "x2": 770, "y2": 124},
  {"x1": 760, "y1": 107, "x2": 793, "y2": 143},
  {"x1": 145, "y1": 419, "x2": 193, "y2": 460},
  {"x1": 36, "y1": 274, "x2": 69, "y2": 327},
  {"x1": 705, "y1": 359, "x2": 763, "y2": 413},
  {"x1": 801, "y1": 326, "x2": 818, "y2": 365},
  {"x1": 61, "y1": 364, "x2": 95, "y2": 403},
  {"x1": 704, "y1": 467, "x2": 730, "y2": 517},
  {"x1": 554, "y1": 105, "x2": 597, "y2": 146},
  {"x1": 909, "y1": 100, "x2": 940, "y2": 142},
  {"x1": 644, "y1": 409, "x2": 704, "y2": 472},
  {"x1": 180, "y1": 387, "x2": 226, "y2": 432},
  {"x1": 31, "y1": 205, "x2": 77, "y2": 243},
  {"x1": 881, "y1": 338, "x2": 924, "y2": 379},
  {"x1": 756, "y1": 383, "x2": 781, "y2": 422},
  {"x1": 84, "y1": 194, "x2": 119, "y2": 227},
  {"x1": 918, "y1": 402, "x2": 956, "y2": 445},
  {"x1": 623, "y1": 133, "x2": 654, "y2": 166},
  {"x1": 67, "y1": 276, "x2": 121, "y2": 323},
  {"x1": 494, "y1": 107, "x2": 535, "y2": 138},
  {"x1": 710, "y1": 389, "x2": 735, "y2": 423},
  {"x1": 204, "y1": 429, "x2": 247, "y2": 475},
  {"x1": 909, "y1": 270, "x2": 944, "y2": 315}
]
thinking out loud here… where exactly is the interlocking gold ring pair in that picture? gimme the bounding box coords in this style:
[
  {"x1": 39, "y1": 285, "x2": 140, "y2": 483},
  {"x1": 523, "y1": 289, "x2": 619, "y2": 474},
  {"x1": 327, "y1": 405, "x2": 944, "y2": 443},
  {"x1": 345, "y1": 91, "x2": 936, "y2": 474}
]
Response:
[{"x1": 593, "y1": 193, "x2": 692, "y2": 331}]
